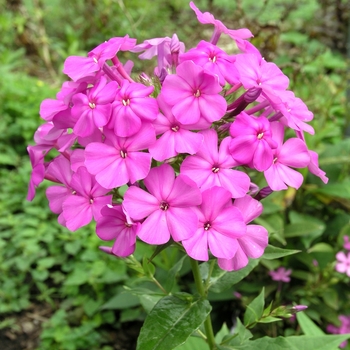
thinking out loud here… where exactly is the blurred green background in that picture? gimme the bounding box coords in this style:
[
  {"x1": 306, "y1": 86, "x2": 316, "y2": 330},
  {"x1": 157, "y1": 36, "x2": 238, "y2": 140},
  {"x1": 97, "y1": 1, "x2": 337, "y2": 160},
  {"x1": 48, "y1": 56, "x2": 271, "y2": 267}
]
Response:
[{"x1": 0, "y1": 0, "x2": 350, "y2": 349}]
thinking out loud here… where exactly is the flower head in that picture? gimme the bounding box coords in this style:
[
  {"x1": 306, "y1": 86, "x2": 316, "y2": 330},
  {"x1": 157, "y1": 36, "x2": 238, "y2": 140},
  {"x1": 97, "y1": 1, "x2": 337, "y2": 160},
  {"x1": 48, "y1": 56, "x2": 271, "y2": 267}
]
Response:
[
  {"x1": 162, "y1": 60, "x2": 226, "y2": 125},
  {"x1": 335, "y1": 251, "x2": 350, "y2": 276},
  {"x1": 269, "y1": 267, "x2": 292, "y2": 283},
  {"x1": 123, "y1": 164, "x2": 202, "y2": 244}
]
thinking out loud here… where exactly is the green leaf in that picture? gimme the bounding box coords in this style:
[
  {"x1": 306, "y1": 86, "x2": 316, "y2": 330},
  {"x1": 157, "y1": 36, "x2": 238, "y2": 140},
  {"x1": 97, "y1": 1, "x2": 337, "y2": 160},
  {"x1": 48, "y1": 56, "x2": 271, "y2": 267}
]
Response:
[
  {"x1": 175, "y1": 336, "x2": 207, "y2": 350},
  {"x1": 286, "y1": 213, "x2": 326, "y2": 248},
  {"x1": 244, "y1": 288, "x2": 265, "y2": 327},
  {"x1": 262, "y1": 245, "x2": 300, "y2": 260},
  {"x1": 284, "y1": 222, "x2": 325, "y2": 238},
  {"x1": 139, "y1": 294, "x2": 164, "y2": 313},
  {"x1": 258, "y1": 316, "x2": 282, "y2": 323},
  {"x1": 136, "y1": 295, "x2": 211, "y2": 350},
  {"x1": 142, "y1": 256, "x2": 156, "y2": 278},
  {"x1": 209, "y1": 259, "x2": 260, "y2": 293},
  {"x1": 63, "y1": 270, "x2": 88, "y2": 286},
  {"x1": 215, "y1": 323, "x2": 230, "y2": 343},
  {"x1": 165, "y1": 255, "x2": 187, "y2": 293},
  {"x1": 221, "y1": 318, "x2": 252, "y2": 346},
  {"x1": 100, "y1": 291, "x2": 140, "y2": 310},
  {"x1": 234, "y1": 335, "x2": 350, "y2": 350},
  {"x1": 297, "y1": 312, "x2": 324, "y2": 336}
]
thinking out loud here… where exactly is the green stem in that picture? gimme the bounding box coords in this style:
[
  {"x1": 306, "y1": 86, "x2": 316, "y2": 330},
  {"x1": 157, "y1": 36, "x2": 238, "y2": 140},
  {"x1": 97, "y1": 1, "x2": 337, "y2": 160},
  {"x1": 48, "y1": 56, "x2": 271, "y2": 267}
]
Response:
[{"x1": 190, "y1": 258, "x2": 216, "y2": 350}]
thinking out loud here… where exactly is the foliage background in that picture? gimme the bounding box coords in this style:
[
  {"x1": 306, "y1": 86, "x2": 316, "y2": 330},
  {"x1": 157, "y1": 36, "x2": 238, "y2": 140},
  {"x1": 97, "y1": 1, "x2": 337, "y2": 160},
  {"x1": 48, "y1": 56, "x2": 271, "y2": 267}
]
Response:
[{"x1": 0, "y1": 0, "x2": 349, "y2": 349}]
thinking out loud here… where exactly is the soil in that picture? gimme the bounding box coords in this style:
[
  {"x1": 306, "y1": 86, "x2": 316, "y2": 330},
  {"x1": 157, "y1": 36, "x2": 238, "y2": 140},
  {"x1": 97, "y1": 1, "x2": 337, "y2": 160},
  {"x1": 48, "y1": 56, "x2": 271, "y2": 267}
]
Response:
[{"x1": 0, "y1": 304, "x2": 142, "y2": 350}]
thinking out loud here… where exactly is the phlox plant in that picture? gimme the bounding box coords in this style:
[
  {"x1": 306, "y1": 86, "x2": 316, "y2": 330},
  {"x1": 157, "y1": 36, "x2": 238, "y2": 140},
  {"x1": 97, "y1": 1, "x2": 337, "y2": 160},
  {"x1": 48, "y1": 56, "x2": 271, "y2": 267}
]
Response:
[{"x1": 26, "y1": 2, "x2": 349, "y2": 349}]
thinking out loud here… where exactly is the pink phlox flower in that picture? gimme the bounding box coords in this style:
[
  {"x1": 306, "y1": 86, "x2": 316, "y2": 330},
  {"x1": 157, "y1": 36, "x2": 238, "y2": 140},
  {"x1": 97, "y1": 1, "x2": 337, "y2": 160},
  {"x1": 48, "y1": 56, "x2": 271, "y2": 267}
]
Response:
[
  {"x1": 27, "y1": 145, "x2": 47, "y2": 201},
  {"x1": 148, "y1": 94, "x2": 207, "y2": 161},
  {"x1": 182, "y1": 186, "x2": 246, "y2": 261},
  {"x1": 181, "y1": 129, "x2": 250, "y2": 198},
  {"x1": 40, "y1": 98, "x2": 68, "y2": 122},
  {"x1": 307, "y1": 150, "x2": 328, "y2": 184},
  {"x1": 40, "y1": 81, "x2": 88, "y2": 125},
  {"x1": 179, "y1": 40, "x2": 239, "y2": 85},
  {"x1": 274, "y1": 90, "x2": 315, "y2": 135},
  {"x1": 56, "y1": 81, "x2": 88, "y2": 105},
  {"x1": 189, "y1": 2, "x2": 253, "y2": 45},
  {"x1": 27, "y1": 122, "x2": 75, "y2": 201},
  {"x1": 90, "y1": 35, "x2": 136, "y2": 61},
  {"x1": 263, "y1": 122, "x2": 310, "y2": 191},
  {"x1": 335, "y1": 251, "x2": 350, "y2": 277},
  {"x1": 96, "y1": 204, "x2": 140, "y2": 257},
  {"x1": 109, "y1": 59, "x2": 135, "y2": 82},
  {"x1": 269, "y1": 267, "x2": 292, "y2": 283},
  {"x1": 70, "y1": 149, "x2": 86, "y2": 172},
  {"x1": 294, "y1": 130, "x2": 328, "y2": 184},
  {"x1": 61, "y1": 166, "x2": 112, "y2": 231},
  {"x1": 218, "y1": 195, "x2": 268, "y2": 271},
  {"x1": 327, "y1": 315, "x2": 350, "y2": 348},
  {"x1": 131, "y1": 36, "x2": 185, "y2": 71},
  {"x1": 85, "y1": 123, "x2": 155, "y2": 189},
  {"x1": 108, "y1": 79, "x2": 158, "y2": 137},
  {"x1": 32, "y1": 122, "x2": 64, "y2": 149},
  {"x1": 31, "y1": 121, "x2": 76, "y2": 156},
  {"x1": 162, "y1": 60, "x2": 226, "y2": 125},
  {"x1": 63, "y1": 35, "x2": 136, "y2": 81},
  {"x1": 229, "y1": 112, "x2": 278, "y2": 171},
  {"x1": 234, "y1": 54, "x2": 289, "y2": 104},
  {"x1": 45, "y1": 155, "x2": 74, "y2": 219},
  {"x1": 71, "y1": 76, "x2": 118, "y2": 137},
  {"x1": 235, "y1": 39, "x2": 262, "y2": 57},
  {"x1": 123, "y1": 164, "x2": 202, "y2": 245},
  {"x1": 344, "y1": 236, "x2": 350, "y2": 251}
]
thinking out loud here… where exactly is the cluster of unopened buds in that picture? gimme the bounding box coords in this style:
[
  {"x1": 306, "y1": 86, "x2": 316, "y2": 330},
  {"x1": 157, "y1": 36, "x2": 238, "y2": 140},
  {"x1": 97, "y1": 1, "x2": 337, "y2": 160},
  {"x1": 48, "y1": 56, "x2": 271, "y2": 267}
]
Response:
[{"x1": 27, "y1": 2, "x2": 328, "y2": 271}]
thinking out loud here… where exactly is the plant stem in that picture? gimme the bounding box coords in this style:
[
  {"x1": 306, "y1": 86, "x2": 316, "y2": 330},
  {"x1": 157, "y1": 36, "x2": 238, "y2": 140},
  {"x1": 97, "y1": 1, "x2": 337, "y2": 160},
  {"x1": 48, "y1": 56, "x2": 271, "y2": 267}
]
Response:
[{"x1": 190, "y1": 258, "x2": 216, "y2": 350}]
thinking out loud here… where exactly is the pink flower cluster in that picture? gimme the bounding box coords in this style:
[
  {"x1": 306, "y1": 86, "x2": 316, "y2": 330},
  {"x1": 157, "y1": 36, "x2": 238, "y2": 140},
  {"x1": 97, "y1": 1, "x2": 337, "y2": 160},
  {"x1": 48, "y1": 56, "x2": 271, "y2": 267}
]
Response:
[
  {"x1": 327, "y1": 315, "x2": 350, "y2": 348},
  {"x1": 27, "y1": 2, "x2": 327, "y2": 271}
]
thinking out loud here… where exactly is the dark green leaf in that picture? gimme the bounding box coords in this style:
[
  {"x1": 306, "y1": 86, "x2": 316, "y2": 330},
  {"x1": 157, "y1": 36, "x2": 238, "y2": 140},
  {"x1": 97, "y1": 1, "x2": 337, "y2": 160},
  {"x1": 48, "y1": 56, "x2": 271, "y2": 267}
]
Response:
[
  {"x1": 174, "y1": 336, "x2": 207, "y2": 350},
  {"x1": 165, "y1": 255, "x2": 187, "y2": 293},
  {"x1": 221, "y1": 318, "x2": 252, "y2": 346},
  {"x1": 136, "y1": 295, "x2": 211, "y2": 350},
  {"x1": 142, "y1": 256, "x2": 156, "y2": 277},
  {"x1": 297, "y1": 312, "x2": 324, "y2": 336},
  {"x1": 209, "y1": 259, "x2": 260, "y2": 293},
  {"x1": 262, "y1": 245, "x2": 300, "y2": 260},
  {"x1": 234, "y1": 335, "x2": 350, "y2": 350},
  {"x1": 244, "y1": 288, "x2": 265, "y2": 327},
  {"x1": 100, "y1": 291, "x2": 140, "y2": 310}
]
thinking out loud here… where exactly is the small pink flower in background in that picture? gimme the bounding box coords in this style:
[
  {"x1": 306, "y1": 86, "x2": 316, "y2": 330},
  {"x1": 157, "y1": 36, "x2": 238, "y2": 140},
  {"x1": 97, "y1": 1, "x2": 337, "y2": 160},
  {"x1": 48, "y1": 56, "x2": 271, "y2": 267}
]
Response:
[
  {"x1": 343, "y1": 236, "x2": 350, "y2": 251},
  {"x1": 335, "y1": 251, "x2": 350, "y2": 277},
  {"x1": 269, "y1": 267, "x2": 292, "y2": 283},
  {"x1": 327, "y1": 315, "x2": 350, "y2": 348},
  {"x1": 233, "y1": 291, "x2": 242, "y2": 299}
]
